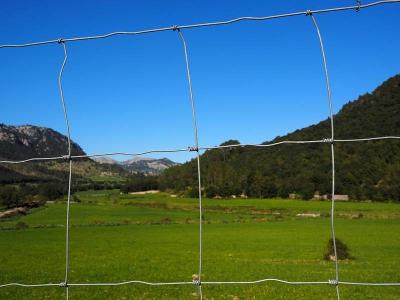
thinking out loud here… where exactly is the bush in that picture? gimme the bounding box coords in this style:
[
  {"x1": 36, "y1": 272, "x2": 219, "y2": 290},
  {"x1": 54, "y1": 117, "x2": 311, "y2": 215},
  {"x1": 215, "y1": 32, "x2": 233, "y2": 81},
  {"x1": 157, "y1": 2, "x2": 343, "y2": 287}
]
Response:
[
  {"x1": 72, "y1": 194, "x2": 81, "y2": 203},
  {"x1": 205, "y1": 185, "x2": 218, "y2": 198},
  {"x1": 0, "y1": 186, "x2": 21, "y2": 208},
  {"x1": 188, "y1": 187, "x2": 199, "y2": 198},
  {"x1": 15, "y1": 221, "x2": 29, "y2": 230},
  {"x1": 38, "y1": 183, "x2": 65, "y2": 201},
  {"x1": 324, "y1": 238, "x2": 353, "y2": 261}
]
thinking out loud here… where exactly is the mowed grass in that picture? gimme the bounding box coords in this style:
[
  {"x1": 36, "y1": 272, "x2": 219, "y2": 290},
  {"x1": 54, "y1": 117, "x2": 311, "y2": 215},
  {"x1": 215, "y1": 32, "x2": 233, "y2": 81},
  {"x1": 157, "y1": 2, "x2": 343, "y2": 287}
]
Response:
[{"x1": 0, "y1": 190, "x2": 399, "y2": 299}]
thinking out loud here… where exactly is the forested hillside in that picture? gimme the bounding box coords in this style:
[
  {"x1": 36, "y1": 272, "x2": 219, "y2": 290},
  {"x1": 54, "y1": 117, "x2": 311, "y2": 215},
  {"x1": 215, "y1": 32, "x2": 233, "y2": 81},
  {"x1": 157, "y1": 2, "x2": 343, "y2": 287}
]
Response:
[{"x1": 160, "y1": 75, "x2": 400, "y2": 201}]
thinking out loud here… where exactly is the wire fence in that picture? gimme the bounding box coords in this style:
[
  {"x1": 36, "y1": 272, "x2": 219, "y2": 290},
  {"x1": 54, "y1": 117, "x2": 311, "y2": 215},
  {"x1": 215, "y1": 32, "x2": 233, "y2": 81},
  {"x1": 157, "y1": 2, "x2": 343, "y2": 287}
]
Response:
[{"x1": 1, "y1": 1, "x2": 400, "y2": 299}]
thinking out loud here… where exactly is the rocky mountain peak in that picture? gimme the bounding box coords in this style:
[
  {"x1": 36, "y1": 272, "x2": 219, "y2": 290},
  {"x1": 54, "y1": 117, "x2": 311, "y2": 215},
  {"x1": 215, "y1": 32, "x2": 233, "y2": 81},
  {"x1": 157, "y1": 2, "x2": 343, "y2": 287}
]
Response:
[
  {"x1": 0, "y1": 124, "x2": 85, "y2": 160},
  {"x1": 92, "y1": 156, "x2": 179, "y2": 175}
]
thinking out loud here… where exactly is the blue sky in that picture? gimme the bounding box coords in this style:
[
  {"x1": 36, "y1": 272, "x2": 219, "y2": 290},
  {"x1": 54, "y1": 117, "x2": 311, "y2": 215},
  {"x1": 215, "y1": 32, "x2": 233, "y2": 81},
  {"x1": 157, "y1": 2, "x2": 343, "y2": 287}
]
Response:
[{"x1": 0, "y1": 0, "x2": 399, "y2": 162}]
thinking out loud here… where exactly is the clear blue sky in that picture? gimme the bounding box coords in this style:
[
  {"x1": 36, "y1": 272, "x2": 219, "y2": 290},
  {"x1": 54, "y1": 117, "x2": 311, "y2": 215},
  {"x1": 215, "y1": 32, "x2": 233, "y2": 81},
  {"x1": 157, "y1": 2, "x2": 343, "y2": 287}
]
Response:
[{"x1": 1, "y1": 0, "x2": 399, "y2": 162}]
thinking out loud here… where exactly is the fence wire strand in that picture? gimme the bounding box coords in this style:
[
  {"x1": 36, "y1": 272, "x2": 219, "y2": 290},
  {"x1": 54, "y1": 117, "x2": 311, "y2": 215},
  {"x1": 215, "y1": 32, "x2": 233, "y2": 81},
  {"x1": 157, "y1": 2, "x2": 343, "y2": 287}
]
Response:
[
  {"x1": 0, "y1": 1, "x2": 399, "y2": 48},
  {"x1": 0, "y1": 1, "x2": 400, "y2": 299},
  {"x1": 309, "y1": 13, "x2": 340, "y2": 299},
  {"x1": 2, "y1": 279, "x2": 400, "y2": 289},
  {"x1": 1, "y1": 136, "x2": 399, "y2": 165},
  {"x1": 176, "y1": 28, "x2": 204, "y2": 299},
  {"x1": 58, "y1": 41, "x2": 73, "y2": 299}
]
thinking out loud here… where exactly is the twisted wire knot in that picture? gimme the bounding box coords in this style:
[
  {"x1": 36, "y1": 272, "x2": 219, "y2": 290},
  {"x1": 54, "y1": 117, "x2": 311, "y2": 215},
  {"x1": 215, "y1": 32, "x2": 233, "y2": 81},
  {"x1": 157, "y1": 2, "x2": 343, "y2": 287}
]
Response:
[
  {"x1": 328, "y1": 279, "x2": 339, "y2": 286},
  {"x1": 172, "y1": 25, "x2": 180, "y2": 32},
  {"x1": 59, "y1": 282, "x2": 68, "y2": 288},
  {"x1": 356, "y1": 0, "x2": 361, "y2": 12},
  {"x1": 188, "y1": 146, "x2": 199, "y2": 152},
  {"x1": 305, "y1": 10, "x2": 312, "y2": 16},
  {"x1": 192, "y1": 279, "x2": 201, "y2": 286},
  {"x1": 62, "y1": 154, "x2": 72, "y2": 161},
  {"x1": 192, "y1": 274, "x2": 201, "y2": 285}
]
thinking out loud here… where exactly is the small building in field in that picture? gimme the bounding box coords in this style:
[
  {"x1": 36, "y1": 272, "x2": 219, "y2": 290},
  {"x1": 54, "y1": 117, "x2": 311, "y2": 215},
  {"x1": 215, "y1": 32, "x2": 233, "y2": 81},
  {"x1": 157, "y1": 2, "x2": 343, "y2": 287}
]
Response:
[
  {"x1": 313, "y1": 191, "x2": 322, "y2": 200},
  {"x1": 333, "y1": 194, "x2": 349, "y2": 201},
  {"x1": 320, "y1": 194, "x2": 349, "y2": 201}
]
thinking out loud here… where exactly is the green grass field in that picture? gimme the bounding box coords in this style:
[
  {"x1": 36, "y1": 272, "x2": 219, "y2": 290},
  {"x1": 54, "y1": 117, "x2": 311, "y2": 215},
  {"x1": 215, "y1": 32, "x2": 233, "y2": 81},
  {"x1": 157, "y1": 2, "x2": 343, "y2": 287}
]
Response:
[
  {"x1": 1, "y1": 190, "x2": 399, "y2": 299},
  {"x1": 89, "y1": 175, "x2": 126, "y2": 182}
]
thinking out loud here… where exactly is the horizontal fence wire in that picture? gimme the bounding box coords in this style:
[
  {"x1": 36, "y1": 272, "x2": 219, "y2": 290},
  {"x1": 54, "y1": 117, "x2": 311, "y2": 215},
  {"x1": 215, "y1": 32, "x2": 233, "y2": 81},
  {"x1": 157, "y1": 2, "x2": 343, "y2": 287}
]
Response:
[
  {"x1": 2, "y1": 279, "x2": 400, "y2": 289},
  {"x1": 0, "y1": 0, "x2": 399, "y2": 48},
  {"x1": 0, "y1": 137, "x2": 399, "y2": 164},
  {"x1": 0, "y1": 0, "x2": 400, "y2": 299}
]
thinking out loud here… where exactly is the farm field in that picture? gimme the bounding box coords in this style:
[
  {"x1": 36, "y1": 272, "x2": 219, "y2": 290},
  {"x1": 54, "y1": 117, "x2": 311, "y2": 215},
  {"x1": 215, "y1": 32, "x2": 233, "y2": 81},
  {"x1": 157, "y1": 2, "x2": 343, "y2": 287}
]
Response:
[{"x1": 0, "y1": 190, "x2": 399, "y2": 299}]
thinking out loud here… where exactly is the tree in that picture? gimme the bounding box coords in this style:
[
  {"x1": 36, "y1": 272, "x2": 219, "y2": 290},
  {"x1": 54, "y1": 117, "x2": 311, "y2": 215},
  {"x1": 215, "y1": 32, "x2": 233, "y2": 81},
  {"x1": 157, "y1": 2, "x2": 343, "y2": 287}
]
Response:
[
  {"x1": 38, "y1": 183, "x2": 65, "y2": 201},
  {"x1": 0, "y1": 186, "x2": 20, "y2": 208},
  {"x1": 246, "y1": 172, "x2": 265, "y2": 198},
  {"x1": 205, "y1": 185, "x2": 218, "y2": 198},
  {"x1": 121, "y1": 173, "x2": 159, "y2": 193},
  {"x1": 262, "y1": 181, "x2": 278, "y2": 198}
]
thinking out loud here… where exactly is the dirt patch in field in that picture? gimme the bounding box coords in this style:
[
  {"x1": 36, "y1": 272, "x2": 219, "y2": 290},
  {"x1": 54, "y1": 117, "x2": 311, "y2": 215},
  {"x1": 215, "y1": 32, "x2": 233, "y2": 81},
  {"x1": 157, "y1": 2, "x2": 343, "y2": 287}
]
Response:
[
  {"x1": 0, "y1": 207, "x2": 29, "y2": 219},
  {"x1": 129, "y1": 190, "x2": 159, "y2": 195}
]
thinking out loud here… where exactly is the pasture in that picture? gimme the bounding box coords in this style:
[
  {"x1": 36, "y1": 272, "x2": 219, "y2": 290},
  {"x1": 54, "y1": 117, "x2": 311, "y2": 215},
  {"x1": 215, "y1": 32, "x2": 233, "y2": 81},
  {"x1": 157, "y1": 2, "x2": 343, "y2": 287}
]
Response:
[{"x1": 1, "y1": 190, "x2": 399, "y2": 299}]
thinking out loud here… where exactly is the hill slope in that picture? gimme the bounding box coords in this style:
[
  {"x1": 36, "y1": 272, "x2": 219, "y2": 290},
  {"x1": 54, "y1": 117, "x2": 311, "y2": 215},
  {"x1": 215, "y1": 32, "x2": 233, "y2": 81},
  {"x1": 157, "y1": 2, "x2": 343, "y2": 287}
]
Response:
[
  {"x1": 160, "y1": 75, "x2": 400, "y2": 201},
  {"x1": 0, "y1": 124, "x2": 84, "y2": 160},
  {"x1": 0, "y1": 124, "x2": 125, "y2": 183}
]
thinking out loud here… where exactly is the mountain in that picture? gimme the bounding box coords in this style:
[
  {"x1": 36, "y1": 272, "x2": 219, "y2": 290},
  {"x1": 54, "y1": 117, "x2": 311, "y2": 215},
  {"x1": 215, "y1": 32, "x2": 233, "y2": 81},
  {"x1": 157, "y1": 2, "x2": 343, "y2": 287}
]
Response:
[
  {"x1": 0, "y1": 123, "x2": 177, "y2": 183},
  {"x1": 91, "y1": 156, "x2": 118, "y2": 165},
  {"x1": 121, "y1": 157, "x2": 178, "y2": 174},
  {"x1": 0, "y1": 124, "x2": 125, "y2": 183},
  {"x1": 93, "y1": 156, "x2": 178, "y2": 175},
  {"x1": 160, "y1": 75, "x2": 400, "y2": 201},
  {"x1": 0, "y1": 124, "x2": 85, "y2": 160}
]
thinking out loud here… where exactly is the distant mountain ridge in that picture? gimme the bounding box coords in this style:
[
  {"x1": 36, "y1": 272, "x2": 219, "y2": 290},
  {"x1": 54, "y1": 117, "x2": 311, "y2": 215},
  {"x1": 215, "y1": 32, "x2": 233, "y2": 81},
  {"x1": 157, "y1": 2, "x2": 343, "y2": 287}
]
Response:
[
  {"x1": 0, "y1": 123, "x2": 179, "y2": 182},
  {"x1": 0, "y1": 124, "x2": 125, "y2": 183},
  {"x1": 0, "y1": 124, "x2": 85, "y2": 160},
  {"x1": 92, "y1": 156, "x2": 178, "y2": 175}
]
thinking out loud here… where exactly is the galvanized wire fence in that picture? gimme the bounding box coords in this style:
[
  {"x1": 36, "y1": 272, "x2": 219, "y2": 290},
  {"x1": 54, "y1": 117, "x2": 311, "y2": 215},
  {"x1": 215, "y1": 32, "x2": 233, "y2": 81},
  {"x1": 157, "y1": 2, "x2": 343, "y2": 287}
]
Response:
[{"x1": 1, "y1": 1, "x2": 400, "y2": 299}]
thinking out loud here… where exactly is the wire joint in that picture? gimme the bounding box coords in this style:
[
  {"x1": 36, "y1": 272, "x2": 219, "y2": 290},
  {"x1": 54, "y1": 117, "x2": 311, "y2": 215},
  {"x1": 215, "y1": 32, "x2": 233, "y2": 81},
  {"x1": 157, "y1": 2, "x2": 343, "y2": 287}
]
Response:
[
  {"x1": 323, "y1": 138, "x2": 334, "y2": 144},
  {"x1": 62, "y1": 154, "x2": 72, "y2": 161},
  {"x1": 356, "y1": 0, "x2": 362, "y2": 12},
  {"x1": 192, "y1": 279, "x2": 201, "y2": 286},
  {"x1": 328, "y1": 279, "x2": 339, "y2": 286},
  {"x1": 188, "y1": 146, "x2": 199, "y2": 152}
]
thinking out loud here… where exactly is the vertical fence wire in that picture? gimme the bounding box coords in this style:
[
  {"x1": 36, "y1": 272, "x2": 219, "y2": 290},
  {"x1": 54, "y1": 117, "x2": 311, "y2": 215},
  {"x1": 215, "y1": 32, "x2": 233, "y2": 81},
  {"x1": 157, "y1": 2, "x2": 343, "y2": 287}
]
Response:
[
  {"x1": 176, "y1": 28, "x2": 204, "y2": 299},
  {"x1": 309, "y1": 14, "x2": 340, "y2": 300},
  {"x1": 58, "y1": 41, "x2": 73, "y2": 300}
]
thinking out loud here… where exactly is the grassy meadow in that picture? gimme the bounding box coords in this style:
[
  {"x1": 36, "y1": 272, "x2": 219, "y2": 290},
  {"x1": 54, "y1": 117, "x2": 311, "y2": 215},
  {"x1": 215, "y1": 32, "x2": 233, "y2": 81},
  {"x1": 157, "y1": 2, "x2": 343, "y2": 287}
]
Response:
[{"x1": 0, "y1": 190, "x2": 399, "y2": 299}]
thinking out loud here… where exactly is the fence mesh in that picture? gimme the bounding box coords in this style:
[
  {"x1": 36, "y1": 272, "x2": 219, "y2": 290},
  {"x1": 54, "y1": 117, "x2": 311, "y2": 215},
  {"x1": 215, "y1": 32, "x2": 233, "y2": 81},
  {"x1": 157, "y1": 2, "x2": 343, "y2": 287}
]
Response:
[{"x1": 1, "y1": 1, "x2": 400, "y2": 300}]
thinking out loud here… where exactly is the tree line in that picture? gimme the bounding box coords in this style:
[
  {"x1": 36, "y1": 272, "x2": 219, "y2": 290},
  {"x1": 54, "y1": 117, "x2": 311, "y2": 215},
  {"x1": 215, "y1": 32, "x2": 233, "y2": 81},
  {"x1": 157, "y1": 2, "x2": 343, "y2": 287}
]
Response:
[
  {"x1": 0, "y1": 180, "x2": 124, "y2": 209},
  {"x1": 0, "y1": 172, "x2": 161, "y2": 209}
]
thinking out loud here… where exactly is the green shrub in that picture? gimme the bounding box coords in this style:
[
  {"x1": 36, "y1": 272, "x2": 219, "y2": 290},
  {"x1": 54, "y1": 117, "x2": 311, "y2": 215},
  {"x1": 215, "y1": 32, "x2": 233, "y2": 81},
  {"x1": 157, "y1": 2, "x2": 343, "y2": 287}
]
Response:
[
  {"x1": 15, "y1": 221, "x2": 29, "y2": 230},
  {"x1": 324, "y1": 238, "x2": 353, "y2": 261}
]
